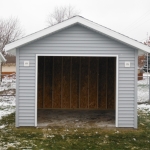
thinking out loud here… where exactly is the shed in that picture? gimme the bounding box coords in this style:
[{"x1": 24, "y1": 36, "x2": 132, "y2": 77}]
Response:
[
  {"x1": 0, "y1": 52, "x2": 6, "y2": 80},
  {"x1": 5, "y1": 16, "x2": 150, "y2": 128}
]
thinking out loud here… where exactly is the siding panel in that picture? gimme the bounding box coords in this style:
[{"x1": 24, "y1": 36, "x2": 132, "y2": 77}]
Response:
[{"x1": 18, "y1": 24, "x2": 136, "y2": 127}]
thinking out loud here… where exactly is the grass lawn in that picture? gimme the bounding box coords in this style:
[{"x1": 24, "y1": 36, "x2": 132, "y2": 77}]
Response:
[{"x1": 0, "y1": 111, "x2": 150, "y2": 150}]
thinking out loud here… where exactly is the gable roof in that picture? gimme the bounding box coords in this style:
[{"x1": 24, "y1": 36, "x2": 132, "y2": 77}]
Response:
[{"x1": 4, "y1": 16, "x2": 150, "y2": 55}]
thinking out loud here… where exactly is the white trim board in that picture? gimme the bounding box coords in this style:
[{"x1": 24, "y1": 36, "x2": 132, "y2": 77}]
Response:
[
  {"x1": 5, "y1": 16, "x2": 150, "y2": 54},
  {"x1": 35, "y1": 54, "x2": 119, "y2": 127},
  {"x1": 0, "y1": 52, "x2": 6, "y2": 62}
]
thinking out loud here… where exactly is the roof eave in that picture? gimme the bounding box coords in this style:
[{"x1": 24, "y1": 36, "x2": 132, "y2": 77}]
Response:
[
  {"x1": 5, "y1": 17, "x2": 80, "y2": 52},
  {"x1": 4, "y1": 16, "x2": 150, "y2": 53}
]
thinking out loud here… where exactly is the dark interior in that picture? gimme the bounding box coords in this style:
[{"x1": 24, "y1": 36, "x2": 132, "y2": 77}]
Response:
[{"x1": 38, "y1": 56, "x2": 116, "y2": 110}]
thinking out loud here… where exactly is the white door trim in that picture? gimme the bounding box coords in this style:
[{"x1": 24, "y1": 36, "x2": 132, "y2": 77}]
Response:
[{"x1": 35, "y1": 54, "x2": 118, "y2": 127}]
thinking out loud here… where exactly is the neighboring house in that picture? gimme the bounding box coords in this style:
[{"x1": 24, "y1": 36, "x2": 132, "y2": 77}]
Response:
[
  {"x1": 0, "y1": 52, "x2": 6, "y2": 80},
  {"x1": 5, "y1": 16, "x2": 150, "y2": 128},
  {"x1": 2, "y1": 63, "x2": 16, "y2": 74},
  {"x1": 2, "y1": 54, "x2": 16, "y2": 74}
]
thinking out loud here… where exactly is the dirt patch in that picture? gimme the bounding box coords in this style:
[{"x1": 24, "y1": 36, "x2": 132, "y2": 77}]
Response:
[{"x1": 38, "y1": 109, "x2": 115, "y2": 128}]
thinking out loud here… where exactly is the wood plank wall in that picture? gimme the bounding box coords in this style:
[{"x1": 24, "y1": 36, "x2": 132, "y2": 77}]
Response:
[{"x1": 38, "y1": 56, "x2": 116, "y2": 109}]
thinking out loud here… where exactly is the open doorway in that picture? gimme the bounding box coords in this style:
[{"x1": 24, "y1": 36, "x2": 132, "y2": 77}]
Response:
[{"x1": 37, "y1": 56, "x2": 116, "y2": 127}]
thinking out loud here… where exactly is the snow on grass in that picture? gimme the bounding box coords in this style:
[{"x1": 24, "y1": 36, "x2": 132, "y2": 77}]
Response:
[
  {"x1": 0, "y1": 124, "x2": 5, "y2": 129},
  {"x1": 0, "y1": 96, "x2": 15, "y2": 119},
  {"x1": 138, "y1": 85, "x2": 149, "y2": 103},
  {"x1": 138, "y1": 74, "x2": 149, "y2": 103},
  {"x1": 138, "y1": 104, "x2": 150, "y2": 112},
  {"x1": 0, "y1": 74, "x2": 16, "y2": 120}
]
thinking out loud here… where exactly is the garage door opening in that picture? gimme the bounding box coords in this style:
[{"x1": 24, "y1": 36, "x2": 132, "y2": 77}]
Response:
[{"x1": 37, "y1": 56, "x2": 116, "y2": 127}]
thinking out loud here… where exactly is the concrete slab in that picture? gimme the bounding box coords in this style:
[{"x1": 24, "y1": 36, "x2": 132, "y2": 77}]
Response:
[{"x1": 38, "y1": 109, "x2": 115, "y2": 128}]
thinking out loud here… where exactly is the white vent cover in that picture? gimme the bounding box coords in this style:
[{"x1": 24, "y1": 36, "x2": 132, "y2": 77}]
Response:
[
  {"x1": 24, "y1": 61, "x2": 29, "y2": 66},
  {"x1": 125, "y1": 61, "x2": 130, "y2": 67}
]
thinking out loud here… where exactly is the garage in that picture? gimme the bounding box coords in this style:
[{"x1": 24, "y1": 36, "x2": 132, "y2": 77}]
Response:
[{"x1": 5, "y1": 16, "x2": 150, "y2": 128}]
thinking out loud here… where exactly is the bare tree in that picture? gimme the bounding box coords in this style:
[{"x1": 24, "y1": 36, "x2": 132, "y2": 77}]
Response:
[
  {"x1": 47, "y1": 5, "x2": 80, "y2": 26},
  {"x1": 0, "y1": 17, "x2": 24, "y2": 53},
  {"x1": 144, "y1": 36, "x2": 150, "y2": 46}
]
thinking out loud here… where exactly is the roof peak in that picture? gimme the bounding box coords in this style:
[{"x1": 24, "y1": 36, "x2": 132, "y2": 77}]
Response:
[{"x1": 5, "y1": 16, "x2": 150, "y2": 55}]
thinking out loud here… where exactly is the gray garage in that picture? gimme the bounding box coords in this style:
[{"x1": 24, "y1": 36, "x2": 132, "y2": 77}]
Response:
[{"x1": 5, "y1": 16, "x2": 150, "y2": 128}]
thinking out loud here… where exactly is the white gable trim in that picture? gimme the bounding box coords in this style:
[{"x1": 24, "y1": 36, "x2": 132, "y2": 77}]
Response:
[
  {"x1": 35, "y1": 54, "x2": 119, "y2": 127},
  {"x1": 5, "y1": 16, "x2": 150, "y2": 53}
]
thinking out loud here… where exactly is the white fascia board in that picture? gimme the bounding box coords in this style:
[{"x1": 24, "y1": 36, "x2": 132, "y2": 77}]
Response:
[
  {"x1": 5, "y1": 16, "x2": 150, "y2": 53},
  {"x1": 5, "y1": 17, "x2": 80, "y2": 52},
  {"x1": 77, "y1": 17, "x2": 150, "y2": 53}
]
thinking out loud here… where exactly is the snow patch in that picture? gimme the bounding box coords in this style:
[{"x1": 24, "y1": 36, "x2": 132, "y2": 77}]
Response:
[
  {"x1": 138, "y1": 74, "x2": 150, "y2": 103},
  {"x1": 0, "y1": 97, "x2": 15, "y2": 119},
  {"x1": 138, "y1": 104, "x2": 150, "y2": 112},
  {"x1": 0, "y1": 74, "x2": 16, "y2": 120},
  {"x1": 0, "y1": 124, "x2": 5, "y2": 129}
]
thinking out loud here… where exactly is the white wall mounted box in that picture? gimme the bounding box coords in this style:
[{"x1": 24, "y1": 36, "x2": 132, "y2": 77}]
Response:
[
  {"x1": 125, "y1": 61, "x2": 130, "y2": 67},
  {"x1": 24, "y1": 61, "x2": 29, "y2": 66}
]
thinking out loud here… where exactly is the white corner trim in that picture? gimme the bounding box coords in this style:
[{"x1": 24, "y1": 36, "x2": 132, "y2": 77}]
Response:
[
  {"x1": 116, "y1": 55, "x2": 119, "y2": 127},
  {"x1": 35, "y1": 55, "x2": 38, "y2": 126},
  {"x1": 35, "y1": 54, "x2": 119, "y2": 127},
  {"x1": 5, "y1": 16, "x2": 150, "y2": 53}
]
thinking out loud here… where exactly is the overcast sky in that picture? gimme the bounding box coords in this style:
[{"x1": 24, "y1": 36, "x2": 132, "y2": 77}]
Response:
[{"x1": 0, "y1": 0, "x2": 150, "y2": 42}]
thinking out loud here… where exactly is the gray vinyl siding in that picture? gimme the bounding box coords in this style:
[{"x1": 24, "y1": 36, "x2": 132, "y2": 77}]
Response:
[{"x1": 17, "y1": 24, "x2": 137, "y2": 127}]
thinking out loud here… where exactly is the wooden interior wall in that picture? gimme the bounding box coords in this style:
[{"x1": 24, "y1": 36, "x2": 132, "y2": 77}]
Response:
[
  {"x1": 80, "y1": 57, "x2": 89, "y2": 108},
  {"x1": 62, "y1": 57, "x2": 71, "y2": 108},
  {"x1": 89, "y1": 57, "x2": 98, "y2": 108},
  {"x1": 98, "y1": 58, "x2": 107, "y2": 109},
  {"x1": 44, "y1": 57, "x2": 53, "y2": 108},
  {"x1": 53, "y1": 57, "x2": 61, "y2": 108},
  {"x1": 38, "y1": 56, "x2": 116, "y2": 109},
  {"x1": 71, "y1": 57, "x2": 80, "y2": 108},
  {"x1": 38, "y1": 56, "x2": 44, "y2": 108},
  {"x1": 107, "y1": 57, "x2": 116, "y2": 109}
]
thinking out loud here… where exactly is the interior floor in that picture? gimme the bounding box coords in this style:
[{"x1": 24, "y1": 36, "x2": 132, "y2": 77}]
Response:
[{"x1": 37, "y1": 109, "x2": 115, "y2": 128}]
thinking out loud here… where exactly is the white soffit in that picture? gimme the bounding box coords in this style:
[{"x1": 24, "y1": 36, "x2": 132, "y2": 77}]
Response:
[{"x1": 4, "y1": 16, "x2": 150, "y2": 53}]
